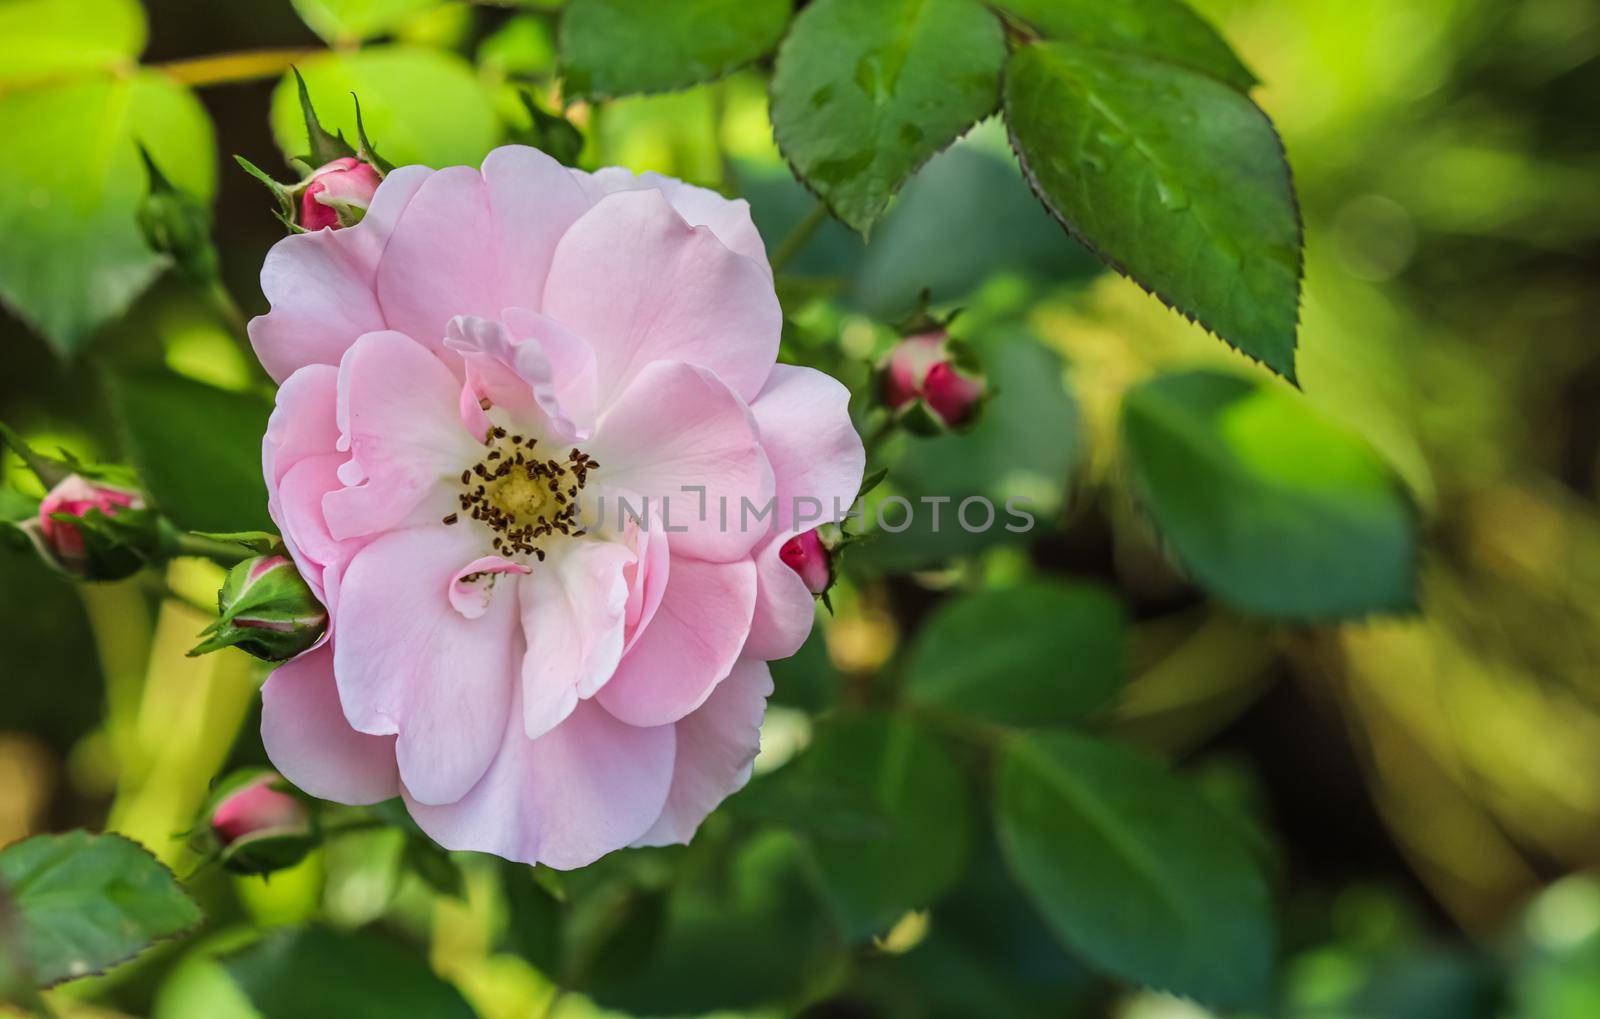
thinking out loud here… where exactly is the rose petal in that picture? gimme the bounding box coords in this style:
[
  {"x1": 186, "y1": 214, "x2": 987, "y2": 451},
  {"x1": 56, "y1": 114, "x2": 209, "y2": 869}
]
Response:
[
  {"x1": 597, "y1": 555, "x2": 756, "y2": 727},
  {"x1": 750, "y1": 364, "x2": 865, "y2": 533},
  {"x1": 518, "y1": 539, "x2": 635, "y2": 740},
  {"x1": 323, "y1": 331, "x2": 478, "y2": 542},
  {"x1": 635, "y1": 658, "x2": 772, "y2": 846},
  {"x1": 249, "y1": 166, "x2": 431, "y2": 382},
  {"x1": 450, "y1": 555, "x2": 531, "y2": 620},
  {"x1": 569, "y1": 167, "x2": 770, "y2": 274},
  {"x1": 261, "y1": 644, "x2": 398, "y2": 805},
  {"x1": 745, "y1": 533, "x2": 820, "y2": 660},
  {"x1": 589, "y1": 360, "x2": 774, "y2": 562},
  {"x1": 542, "y1": 188, "x2": 780, "y2": 408},
  {"x1": 334, "y1": 526, "x2": 519, "y2": 805},
  {"x1": 405, "y1": 695, "x2": 674, "y2": 868}
]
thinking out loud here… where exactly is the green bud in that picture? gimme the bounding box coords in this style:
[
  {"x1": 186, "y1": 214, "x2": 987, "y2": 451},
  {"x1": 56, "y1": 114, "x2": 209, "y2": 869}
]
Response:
[
  {"x1": 190, "y1": 555, "x2": 327, "y2": 661},
  {"x1": 137, "y1": 146, "x2": 218, "y2": 284}
]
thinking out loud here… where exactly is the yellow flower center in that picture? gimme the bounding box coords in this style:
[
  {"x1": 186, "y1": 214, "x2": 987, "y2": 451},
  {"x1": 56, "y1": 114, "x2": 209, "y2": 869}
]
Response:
[{"x1": 443, "y1": 426, "x2": 599, "y2": 562}]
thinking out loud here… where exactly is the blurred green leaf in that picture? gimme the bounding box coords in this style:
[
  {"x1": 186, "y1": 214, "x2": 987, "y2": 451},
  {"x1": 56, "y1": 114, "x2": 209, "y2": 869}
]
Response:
[
  {"x1": 1121, "y1": 369, "x2": 1418, "y2": 619},
  {"x1": 0, "y1": 0, "x2": 144, "y2": 84},
  {"x1": 791, "y1": 713, "x2": 972, "y2": 939},
  {"x1": 0, "y1": 72, "x2": 215, "y2": 356},
  {"x1": 222, "y1": 926, "x2": 474, "y2": 1019},
  {"x1": 907, "y1": 581, "x2": 1126, "y2": 726},
  {"x1": 996, "y1": 730, "x2": 1274, "y2": 1009},
  {"x1": 290, "y1": 0, "x2": 441, "y2": 45},
  {"x1": 993, "y1": 0, "x2": 1256, "y2": 90},
  {"x1": 501, "y1": 864, "x2": 565, "y2": 977},
  {"x1": 1004, "y1": 41, "x2": 1301, "y2": 379},
  {"x1": 590, "y1": 831, "x2": 843, "y2": 1015},
  {"x1": 770, "y1": 0, "x2": 1004, "y2": 234},
  {"x1": 106, "y1": 369, "x2": 272, "y2": 533},
  {"x1": 478, "y1": 15, "x2": 557, "y2": 79},
  {"x1": 560, "y1": 0, "x2": 792, "y2": 99},
  {"x1": 0, "y1": 831, "x2": 201, "y2": 988},
  {"x1": 270, "y1": 48, "x2": 500, "y2": 169}
]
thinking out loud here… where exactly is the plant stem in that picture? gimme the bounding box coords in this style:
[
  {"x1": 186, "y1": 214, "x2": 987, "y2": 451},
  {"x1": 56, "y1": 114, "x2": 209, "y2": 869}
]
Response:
[
  {"x1": 769, "y1": 201, "x2": 830, "y2": 273},
  {"x1": 156, "y1": 48, "x2": 320, "y2": 88},
  {"x1": 171, "y1": 531, "x2": 257, "y2": 566}
]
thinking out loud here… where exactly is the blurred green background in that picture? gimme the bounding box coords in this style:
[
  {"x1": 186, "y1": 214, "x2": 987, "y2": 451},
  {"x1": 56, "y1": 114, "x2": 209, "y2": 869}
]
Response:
[{"x1": 2, "y1": 0, "x2": 1599, "y2": 1016}]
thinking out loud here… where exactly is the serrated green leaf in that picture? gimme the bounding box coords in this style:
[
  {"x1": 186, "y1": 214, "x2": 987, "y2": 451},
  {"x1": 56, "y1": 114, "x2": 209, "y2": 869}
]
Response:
[
  {"x1": 0, "y1": 831, "x2": 201, "y2": 988},
  {"x1": 1120, "y1": 369, "x2": 1418, "y2": 619},
  {"x1": 560, "y1": 0, "x2": 792, "y2": 99},
  {"x1": 907, "y1": 581, "x2": 1126, "y2": 726},
  {"x1": 993, "y1": 0, "x2": 1256, "y2": 90},
  {"x1": 289, "y1": 0, "x2": 442, "y2": 45},
  {"x1": 105, "y1": 369, "x2": 272, "y2": 533},
  {"x1": 222, "y1": 926, "x2": 474, "y2": 1019},
  {"x1": 770, "y1": 0, "x2": 1004, "y2": 234},
  {"x1": 270, "y1": 48, "x2": 500, "y2": 169},
  {"x1": 0, "y1": 71, "x2": 215, "y2": 355},
  {"x1": 0, "y1": 0, "x2": 145, "y2": 85},
  {"x1": 790, "y1": 713, "x2": 972, "y2": 938},
  {"x1": 1004, "y1": 41, "x2": 1301, "y2": 379},
  {"x1": 995, "y1": 731, "x2": 1274, "y2": 1008}
]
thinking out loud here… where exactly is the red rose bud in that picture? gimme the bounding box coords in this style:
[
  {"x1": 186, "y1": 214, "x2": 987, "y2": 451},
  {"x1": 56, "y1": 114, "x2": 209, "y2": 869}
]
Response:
[
  {"x1": 880, "y1": 332, "x2": 987, "y2": 430},
  {"x1": 298, "y1": 156, "x2": 382, "y2": 231},
  {"x1": 779, "y1": 528, "x2": 833, "y2": 596},
  {"x1": 211, "y1": 773, "x2": 308, "y2": 847},
  {"x1": 208, "y1": 771, "x2": 316, "y2": 875},
  {"x1": 23, "y1": 474, "x2": 153, "y2": 580},
  {"x1": 189, "y1": 555, "x2": 327, "y2": 661}
]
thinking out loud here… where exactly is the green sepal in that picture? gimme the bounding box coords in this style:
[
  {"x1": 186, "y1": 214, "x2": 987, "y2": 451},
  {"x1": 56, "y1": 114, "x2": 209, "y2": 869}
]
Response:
[
  {"x1": 136, "y1": 144, "x2": 219, "y2": 284},
  {"x1": 0, "y1": 422, "x2": 73, "y2": 489},
  {"x1": 233, "y1": 155, "x2": 302, "y2": 233},
  {"x1": 189, "y1": 555, "x2": 327, "y2": 661},
  {"x1": 293, "y1": 66, "x2": 357, "y2": 166},
  {"x1": 191, "y1": 530, "x2": 287, "y2": 557},
  {"x1": 351, "y1": 95, "x2": 395, "y2": 175}
]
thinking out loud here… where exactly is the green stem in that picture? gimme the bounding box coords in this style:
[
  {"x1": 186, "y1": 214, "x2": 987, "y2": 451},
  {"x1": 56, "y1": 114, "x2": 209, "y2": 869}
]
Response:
[
  {"x1": 171, "y1": 530, "x2": 257, "y2": 566},
  {"x1": 156, "y1": 48, "x2": 320, "y2": 88},
  {"x1": 78, "y1": 581, "x2": 155, "y2": 775},
  {"x1": 769, "y1": 202, "x2": 830, "y2": 273}
]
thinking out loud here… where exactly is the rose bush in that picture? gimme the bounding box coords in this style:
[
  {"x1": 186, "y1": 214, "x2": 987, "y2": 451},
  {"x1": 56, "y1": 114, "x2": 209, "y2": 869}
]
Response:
[{"x1": 250, "y1": 146, "x2": 863, "y2": 868}]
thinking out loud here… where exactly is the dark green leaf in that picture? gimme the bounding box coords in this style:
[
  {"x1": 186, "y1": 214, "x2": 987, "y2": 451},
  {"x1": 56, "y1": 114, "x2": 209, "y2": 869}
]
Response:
[
  {"x1": 561, "y1": 0, "x2": 792, "y2": 99},
  {"x1": 0, "y1": 831, "x2": 201, "y2": 987},
  {"x1": 907, "y1": 581, "x2": 1126, "y2": 726},
  {"x1": 590, "y1": 831, "x2": 843, "y2": 1015},
  {"x1": 1004, "y1": 41, "x2": 1302, "y2": 379},
  {"x1": 402, "y1": 839, "x2": 464, "y2": 899},
  {"x1": 993, "y1": 0, "x2": 1256, "y2": 91},
  {"x1": 0, "y1": 71, "x2": 215, "y2": 355},
  {"x1": 995, "y1": 731, "x2": 1274, "y2": 1008},
  {"x1": 106, "y1": 369, "x2": 273, "y2": 533},
  {"x1": 270, "y1": 48, "x2": 500, "y2": 169},
  {"x1": 792, "y1": 713, "x2": 972, "y2": 938},
  {"x1": 770, "y1": 0, "x2": 1004, "y2": 234},
  {"x1": 501, "y1": 863, "x2": 565, "y2": 976},
  {"x1": 1121, "y1": 369, "x2": 1418, "y2": 619},
  {"x1": 222, "y1": 926, "x2": 475, "y2": 1019}
]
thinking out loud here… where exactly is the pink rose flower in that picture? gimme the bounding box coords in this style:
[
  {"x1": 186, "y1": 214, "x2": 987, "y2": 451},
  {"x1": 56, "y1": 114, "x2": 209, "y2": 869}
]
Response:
[
  {"x1": 250, "y1": 148, "x2": 864, "y2": 868},
  {"x1": 779, "y1": 529, "x2": 831, "y2": 595},
  {"x1": 36, "y1": 474, "x2": 141, "y2": 568},
  {"x1": 298, "y1": 157, "x2": 382, "y2": 231}
]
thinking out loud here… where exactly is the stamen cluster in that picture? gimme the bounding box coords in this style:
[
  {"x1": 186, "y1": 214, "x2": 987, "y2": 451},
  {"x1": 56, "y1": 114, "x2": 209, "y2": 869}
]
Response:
[{"x1": 445, "y1": 425, "x2": 600, "y2": 561}]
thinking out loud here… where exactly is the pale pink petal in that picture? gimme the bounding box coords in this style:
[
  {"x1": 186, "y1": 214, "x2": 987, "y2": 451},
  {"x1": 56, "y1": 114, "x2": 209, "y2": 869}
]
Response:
[
  {"x1": 621, "y1": 516, "x2": 669, "y2": 654},
  {"x1": 500, "y1": 307, "x2": 599, "y2": 435},
  {"x1": 597, "y1": 556, "x2": 756, "y2": 727},
  {"x1": 273, "y1": 453, "x2": 347, "y2": 604},
  {"x1": 374, "y1": 166, "x2": 500, "y2": 355},
  {"x1": 334, "y1": 526, "x2": 519, "y2": 805},
  {"x1": 249, "y1": 166, "x2": 431, "y2": 382},
  {"x1": 405, "y1": 695, "x2": 674, "y2": 869},
  {"x1": 568, "y1": 167, "x2": 770, "y2": 274},
  {"x1": 745, "y1": 534, "x2": 820, "y2": 660},
  {"x1": 750, "y1": 365, "x2": 865, "y2": 533},
  {"x1": 261, "y1": 644, "x2": 398, "y2": 805},
  {"x1": 635, "y1": 658, "x2": 772, "y2": 846},
  {"x1": 481, "y1": 146, "x2": 592, "y2": 311},
  {"x1": 323, "y1": 331, "x2": 478, "y2": 542},
  {"x1": 589, "y1": 360, "x2": 774, "y2": 562},
  {"x1": 450, "y1": 555, "x2": 531, "y2": 620},
  {"x1": 542, "y1": 189, "x2": 781, "y2": 408},
  {"x1": 518, "y1": 539, "x2": 635, "y2": 740},
  {"x1": 262, "y1": 364, "x2": 340, "y2": 492},
  {"x1": 444, "y1": 314, "x2": 583, "y2": 442}
]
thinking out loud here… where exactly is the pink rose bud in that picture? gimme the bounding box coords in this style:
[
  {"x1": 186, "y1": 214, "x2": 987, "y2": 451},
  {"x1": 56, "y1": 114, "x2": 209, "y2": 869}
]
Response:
[
  {"x1": 36, "y1": 474, "x2": 142, "y2": 571},
  {"x1": 880, "y1": 332, "x2": 987, "y2": 430},
  {"x1": 189, "y1": 555, "x2": 327, "y2": 661},
  {"x1": 779, "y1": 529, "x2": 832, "y2": 596},
  {"x1": 298, "y1": 157, "x2": 382, "y2": 231},
  {"x1": 211, "y1": 773, "x2": 308, "y2": 847}
]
